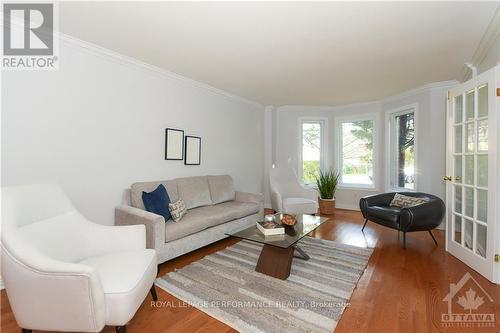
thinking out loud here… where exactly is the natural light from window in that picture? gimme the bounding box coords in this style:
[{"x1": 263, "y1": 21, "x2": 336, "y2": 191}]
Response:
[
  {"x1": 389, "y1": 110, "x2": 415, "y2": 190},
  {"x1": 340, "y1": 120, "x2": 374, "y2": 187},
  {"x1": 301, "y1": 122, "x2": 322, "y2": 184}
]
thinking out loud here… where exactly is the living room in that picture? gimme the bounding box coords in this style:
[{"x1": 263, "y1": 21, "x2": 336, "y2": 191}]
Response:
[{"x1": 1, "y1": 1, "x2": 499, "y2": 333}]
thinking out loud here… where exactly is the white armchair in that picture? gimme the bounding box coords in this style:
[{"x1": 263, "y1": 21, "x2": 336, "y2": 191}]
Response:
[
  {"x1": 1, "y1": 183, "x2": 158, "y2": 333},
  {"x1": 269, "y1": 168, "x2": 318, "y2": 215}
]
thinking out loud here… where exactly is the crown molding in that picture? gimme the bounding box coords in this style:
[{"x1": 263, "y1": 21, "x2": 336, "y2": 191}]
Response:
[
  {"x1": 57, "y1": 33, "x2": 264, "y2": 110},
  {"x1": 381, "y1": 80, "x2": 459, "y2": 103},
  {"x1": 462, "y1": 5, "x2": 500, "y2": 81},
  {"x1": 277, "y1": 80, "x2": 458, "y2": 111}
]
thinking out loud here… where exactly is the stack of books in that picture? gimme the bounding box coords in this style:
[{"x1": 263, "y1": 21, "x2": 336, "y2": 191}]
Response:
[{"x1": 256, "y1": 220, "x2": 284, "y2": 236}]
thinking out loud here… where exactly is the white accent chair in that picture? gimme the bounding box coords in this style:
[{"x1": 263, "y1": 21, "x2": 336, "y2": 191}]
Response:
[
  {"x1": 1, "y1": 183, "x2": 158, "y2": 333},
  {"x1": 269, "y1": 168, "x2": 318, "y2": 215}
]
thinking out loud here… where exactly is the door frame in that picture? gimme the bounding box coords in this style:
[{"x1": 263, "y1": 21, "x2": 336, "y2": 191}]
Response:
[{"x1": 445, "y1": 66, "x2": 499, "y2": 283}]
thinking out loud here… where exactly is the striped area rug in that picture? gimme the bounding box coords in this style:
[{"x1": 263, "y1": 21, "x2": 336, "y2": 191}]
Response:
[{"x1": 156, "y1": 237, "x2": 373, "y2": 333}]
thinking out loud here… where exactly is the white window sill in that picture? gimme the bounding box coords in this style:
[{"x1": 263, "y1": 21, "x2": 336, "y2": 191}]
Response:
[
  {"x1": 388, "y1": 187, "x2": 417, "y2": 193},
  {"x1": 338, "y1": 184, "x2": 378, "y2": 191}
]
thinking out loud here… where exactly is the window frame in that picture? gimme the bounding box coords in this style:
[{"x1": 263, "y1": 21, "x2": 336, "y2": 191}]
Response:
[
  {"x1": 385, "y1": 103, "x2": 419, "y2": 192},
  {"x1": 335, "y1": 113, "x2": 379, "y2": 190},
  {"x1": 297, "y1": 117, "x2": 328, "y2": 185}
]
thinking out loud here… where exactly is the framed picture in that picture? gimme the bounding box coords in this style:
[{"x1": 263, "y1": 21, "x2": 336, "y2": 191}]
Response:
[
  {"x1": 184, "y1": 136, "x2": 201, "y2": 165},
  {"x1": 165, "y1": 128, "x2": 184, "y2": 160}
]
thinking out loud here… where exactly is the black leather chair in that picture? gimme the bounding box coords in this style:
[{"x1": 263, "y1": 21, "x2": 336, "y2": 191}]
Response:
[{"x1": 359, "y1": 192, "x2": 445, "y2": 248}]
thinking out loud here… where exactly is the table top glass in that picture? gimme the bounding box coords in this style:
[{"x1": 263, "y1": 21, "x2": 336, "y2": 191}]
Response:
[{"x1": 226, "y1": 213, "x2": 329, "y2": 248}]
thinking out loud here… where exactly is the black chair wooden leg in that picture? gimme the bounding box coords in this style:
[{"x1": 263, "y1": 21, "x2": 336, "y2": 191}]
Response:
[
  {"x1": 21, "y1": 329, "x2": 32, "y2": 333},
  {"x1": 116, "y1": 326, "x2": 126, "y2": 333},
  {"x1": 362, "y1": 219, "x2": 368, "y2": 231},
  {"x1": 150, "y1": 284, "x2": 158, "y2": 301},
  {"x1": 403, "y1": 232, "x2": 406, "y2": 249},
  {"x1": 428, "y1": 230, "x2": 438, "y2": 246}
]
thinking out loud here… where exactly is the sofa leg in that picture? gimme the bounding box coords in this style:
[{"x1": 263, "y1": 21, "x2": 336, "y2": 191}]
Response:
[
  {"x1": 150, "y1": 284, "x2": 158, "y2": 302},
  {"x1": 21, "y1": 329, "x2": 32, "y2": 333},
  {"x1": 403, "y1": 232, "x2": 406, "y2": 249},
  {"x1": 362, "y1": 219, "x2": 368, "y2": 231},
  {"x1": 428, "y1": 230, "x2": 438, "y2": 246},
  {"x1": 116, "y1": 326, "x2": 127, "y2": 333}
]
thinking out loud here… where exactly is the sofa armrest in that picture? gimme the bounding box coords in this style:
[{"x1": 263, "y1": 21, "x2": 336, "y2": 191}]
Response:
[
  {"x1": 400, "y1": 198, "x2": 445, "y2": 231},
  {"x1": 114, "y1": 205, "x2": 165, "y2": 251},
  {"x1": 359, "y1": 192, "x2": 396, "y2": 218},
  {"x1": 235, "y1": 191, "x2": 263, "y2": 205}
]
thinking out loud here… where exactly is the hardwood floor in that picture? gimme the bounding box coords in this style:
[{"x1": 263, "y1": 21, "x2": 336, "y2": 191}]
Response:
[{"x1": 2, "y1": 209, "x2": 499, "y2": 333}]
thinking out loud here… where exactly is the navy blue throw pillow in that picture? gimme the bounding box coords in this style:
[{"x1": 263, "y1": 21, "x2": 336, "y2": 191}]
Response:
[{"x1": 142, "y1": 184, "x2": 171, "y2": 222}]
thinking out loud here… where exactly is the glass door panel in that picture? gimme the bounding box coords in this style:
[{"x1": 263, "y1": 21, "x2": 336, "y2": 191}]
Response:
[
  {"x1": 454, "y1": 215, "x2": 462, "y2": 244},
  {"x1": 447, "y1": 67, "x2": 496, "y2": 282},
  {"x1": 477, "y1": 84, "x2": 488, "y2": 118}
]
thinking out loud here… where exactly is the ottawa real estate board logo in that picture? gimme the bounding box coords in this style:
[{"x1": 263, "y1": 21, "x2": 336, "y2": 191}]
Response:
[
  {"x1": 441, "y1": 272, "x2": 496, "y2": 328},
  {"x1": 2, "y1": 2, "x2": 58, "y2": 70}
]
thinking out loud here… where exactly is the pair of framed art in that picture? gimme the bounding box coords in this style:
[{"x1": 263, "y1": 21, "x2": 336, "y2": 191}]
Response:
[{"x1": 165, "y1": 128, "x2": 201, "y2": 165}]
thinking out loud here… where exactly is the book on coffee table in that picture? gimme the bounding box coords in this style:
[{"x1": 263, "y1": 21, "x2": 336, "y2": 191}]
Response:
[{"x1": 256, "y1": 220, "x2": 284, "y2": 236}]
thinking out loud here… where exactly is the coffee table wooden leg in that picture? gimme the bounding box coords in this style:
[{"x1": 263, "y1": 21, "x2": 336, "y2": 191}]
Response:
[{"x1": 255, "y1": 244, "x2": 294, "y2": 280}]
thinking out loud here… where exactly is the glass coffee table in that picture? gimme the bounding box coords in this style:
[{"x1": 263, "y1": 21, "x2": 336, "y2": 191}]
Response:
[{"x1": 226, "y1": 213, "x2": 329, "y2": 280}]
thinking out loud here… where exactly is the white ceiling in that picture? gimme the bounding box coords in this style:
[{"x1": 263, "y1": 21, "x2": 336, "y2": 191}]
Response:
[{"x1": 59, "y1": 1, "x2": 498, "y2": 106}]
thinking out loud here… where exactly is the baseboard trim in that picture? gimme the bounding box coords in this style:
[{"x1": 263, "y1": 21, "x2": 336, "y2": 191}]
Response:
[{"x1": 335, "y1": 203, "x2": 360, "y2": 211}]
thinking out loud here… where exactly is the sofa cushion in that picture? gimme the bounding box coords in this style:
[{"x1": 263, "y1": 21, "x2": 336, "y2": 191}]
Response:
[
  {"x1": 79, "y1": 249, "x2": 157, "y2": 325},
  {"x1": 176, "y1": 176, "x2": 212, "y2": 209},
  {"x1": 79, "y1": 249, "x2": 156, "y2": 293},
  {"x1": 367, "y1": 206, "x2": 401, "y2": 228},
  {"x1": 215, "y1": 201, "x2": 259, "y2": 219},
  {"x1": 208, "y1": 175, "x2": 235, "y2": 204},
  {"x1": 142, "y1": 184, "x2": 171, "y2": 221},
  {"x1": 130, "y1": 180, "x2": 178, "y2": 210},
  {"x1": 164, "y1": 202, "x2": 259, "y2": 242},
  {"x1": 283, "y1": 197, "x2": 317, "y2": 215}
]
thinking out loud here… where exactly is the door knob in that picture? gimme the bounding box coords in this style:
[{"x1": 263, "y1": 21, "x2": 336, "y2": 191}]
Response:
[
  {"x1": 443, "y1": 176, "x2": 452, "y2": 181},
  {"x1": 455, "y1": 176, "x2": 461, "y2": 181}
]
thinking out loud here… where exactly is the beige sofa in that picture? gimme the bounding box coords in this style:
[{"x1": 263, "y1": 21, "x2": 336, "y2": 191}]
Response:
[{"x1": 115, "y1": 175, "x2": 263, "y2": 264}]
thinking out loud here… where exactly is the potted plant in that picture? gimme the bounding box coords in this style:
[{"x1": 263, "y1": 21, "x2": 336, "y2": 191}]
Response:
[{"x1": 316, "y1": 169, "x2": 340, "y2": 215}]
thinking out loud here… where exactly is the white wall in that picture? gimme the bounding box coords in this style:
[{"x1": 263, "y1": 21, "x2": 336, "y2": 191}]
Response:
[
  {"x1": 273, "y1": 82, "x2": 456, "y2": 219},
  {"x1": 1, "y1": 36, "x2": 264, "y2": 225}
]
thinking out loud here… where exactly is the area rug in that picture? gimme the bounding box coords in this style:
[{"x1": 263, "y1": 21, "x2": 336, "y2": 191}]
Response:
[{"x1": 156, "y1": 237, "x2": 373, "y2": 333}]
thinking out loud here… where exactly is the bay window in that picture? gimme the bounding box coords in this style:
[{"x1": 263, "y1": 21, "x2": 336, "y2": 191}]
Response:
[
  {"x1": 337, "y1": 116, "x2": 376, "y2": 188},
  {"x1": 299, "y1": 119, "x2": 326, "y2": 185},
  {"x1": 387, "y1": 106, "x2": 417, "y2": 190}
]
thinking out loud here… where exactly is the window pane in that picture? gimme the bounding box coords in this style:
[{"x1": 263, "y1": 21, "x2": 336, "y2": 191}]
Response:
[
  {"x1": 477, "y1": 189, "x2": 488, "y2": 223},
  {"x1": 454, "y1": 95, "x2": 463, "y2": 124},
  {"x1": 454, "y1": 185, "x2": 462, "y2": 213},
  {"x1": 465, "y1": 122, "x2": 474, "y2": 152},
  {"x1": 477, "y1": 119, "x2": 488, "y2": 152},
  {"x1": 392, "y1": 112, "x2": 415, "y2": 189},
  {"x1": 454, "y1": 215, "x2": 462, "y2": 244},
  {"x1": 454, "y1": 156, "x2": 462, "y2": 183},
  {"x1": 476, "y1": 224, "x2": 487, "y2": 258},
  {"x1": 464, "y1": 155, "x2": 474, "y2": 185},
  {"x1": 341, "y1": 120, "x2": 374, "y2": 185},
  {"x1": 302, "y1": 123, "x2": 321, "y2": 184},
  {"x1": 454, "y1": 125, "x2": 462, "y2": 153},
  {"x1": 477, "y1": 155, "x2": 488, "y2": 187},
  {"x1": 465, "y1": 187, "x2": 473, "y2": 218},
  {"x1": 464, "y1": 219, "x2": 473, "y2": 250},
  {"x1": 478, "y1": 84, "x2": 488, "y2": 118},
  {"x1": 465, "y1": 90, "x2": 474, "y2": 120}
]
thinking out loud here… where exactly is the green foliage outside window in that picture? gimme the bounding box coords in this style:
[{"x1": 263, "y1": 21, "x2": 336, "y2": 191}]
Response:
[{"x1": 303, "y1": 160, "x2": 320, "y2": 184}]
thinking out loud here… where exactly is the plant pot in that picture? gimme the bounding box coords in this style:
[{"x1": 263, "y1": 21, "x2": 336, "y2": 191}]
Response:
[{"x1": 318, "y1": 197, "x2": 336, "y2": 215}]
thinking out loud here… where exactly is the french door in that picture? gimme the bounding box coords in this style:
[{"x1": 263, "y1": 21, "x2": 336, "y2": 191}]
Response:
[{"x1": 446, "y1": 66, "x2": 499, "y2": 283}]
